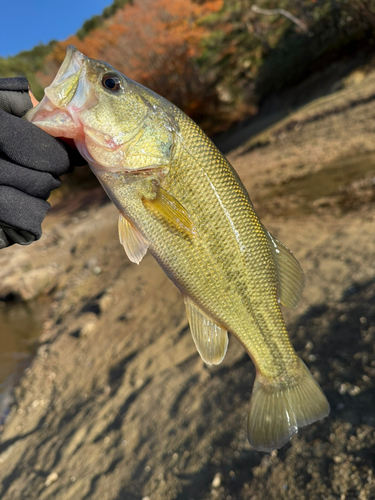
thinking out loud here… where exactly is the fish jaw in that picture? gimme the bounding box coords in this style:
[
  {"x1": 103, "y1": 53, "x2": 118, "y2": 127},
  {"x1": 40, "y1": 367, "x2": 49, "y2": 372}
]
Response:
[
  {"x1": 46, "y1": 45, "x2": 86, "y2": 93},
  {"x1": 25, "y1": 97, "x2": 83, "y2": 139},
  {"x1": 39, "y1": 45, "x2": 98, "y2": 112},
  {"x1": 25, "y1": 46, "x2": 99, "y2": 142}
]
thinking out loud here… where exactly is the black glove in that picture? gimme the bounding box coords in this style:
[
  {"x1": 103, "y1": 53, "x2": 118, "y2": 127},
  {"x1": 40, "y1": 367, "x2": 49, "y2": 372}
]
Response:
[{"x1": 0, "y1": 77, "x2": 86, "y2": 249}]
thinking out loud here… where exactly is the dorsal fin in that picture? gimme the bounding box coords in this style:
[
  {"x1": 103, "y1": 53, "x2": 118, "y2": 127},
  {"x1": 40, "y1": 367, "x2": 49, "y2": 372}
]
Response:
[
  {"x1": 184, "y1": 297, "x2": 229, "y2": 366},
  {"x1": 267, "y1": 231, "x2": 305, "y2": 309},
  {"x1": 118, "y1": 213, "x2": 149, "y2": 265}
]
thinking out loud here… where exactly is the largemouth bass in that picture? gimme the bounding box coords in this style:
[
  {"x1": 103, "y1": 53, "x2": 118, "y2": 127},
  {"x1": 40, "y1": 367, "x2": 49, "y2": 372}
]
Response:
[{"x1": 26, "y1": 46, "x2": 329, "y2": 451}]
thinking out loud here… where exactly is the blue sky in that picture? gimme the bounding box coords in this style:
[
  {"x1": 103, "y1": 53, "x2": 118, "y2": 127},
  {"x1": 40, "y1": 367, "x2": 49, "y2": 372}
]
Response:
[{"x1": 0, "y1": 0, "x2": 113, "y2": 57}]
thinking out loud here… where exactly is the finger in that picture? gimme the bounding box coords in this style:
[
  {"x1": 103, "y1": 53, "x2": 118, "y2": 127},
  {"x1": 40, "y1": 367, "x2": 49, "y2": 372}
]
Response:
[
  {"x1": 29, "y1": 90, "x2": 39, "y2": 107},
  {"x1": 0, "y1": 157, "x2": 61, "y2": 199},
  {"x1": 0, "y1": 109, "x2": 72, "y2": 175},
  {"x1": 0, "y1": 185, "x2": 50, "y2": 241},
  {"x1": 0, "y1": 83, "x2": 32, "y2": 116}
]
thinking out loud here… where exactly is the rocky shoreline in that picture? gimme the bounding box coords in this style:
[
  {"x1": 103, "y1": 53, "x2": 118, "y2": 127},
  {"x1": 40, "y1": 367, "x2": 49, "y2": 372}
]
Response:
[{"x1": 0, "y1": 67, "x2": 375, "y2": 499}]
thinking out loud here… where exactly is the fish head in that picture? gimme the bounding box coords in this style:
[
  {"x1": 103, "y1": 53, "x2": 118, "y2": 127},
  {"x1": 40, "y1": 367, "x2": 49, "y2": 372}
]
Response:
[{"x1": 26, "y1": 46, "x2": 174, "y2": 173}]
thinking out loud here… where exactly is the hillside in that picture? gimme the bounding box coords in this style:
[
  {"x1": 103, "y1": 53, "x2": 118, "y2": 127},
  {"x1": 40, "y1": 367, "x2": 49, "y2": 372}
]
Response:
[{"x1": 1, "y1": 0, "x2": 375, "y2": 133}]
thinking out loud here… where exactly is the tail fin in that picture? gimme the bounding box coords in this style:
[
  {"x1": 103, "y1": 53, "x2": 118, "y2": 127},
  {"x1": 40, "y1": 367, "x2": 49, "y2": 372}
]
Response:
[{"x1": 247, "y1": 357, "x2": 329, "y2": 452}]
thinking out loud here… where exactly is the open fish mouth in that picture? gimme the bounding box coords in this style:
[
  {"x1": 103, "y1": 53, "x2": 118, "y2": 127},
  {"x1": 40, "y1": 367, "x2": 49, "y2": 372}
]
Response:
[
  {"x1": 43, "y1": 46, "x2": 88, "y2": 109},
  {"x1": 25, "y1": 46, "x2": 98, "y2": 139},
  {"x1": 53, "y1": 46, "x2": 87, "y2": 88}
]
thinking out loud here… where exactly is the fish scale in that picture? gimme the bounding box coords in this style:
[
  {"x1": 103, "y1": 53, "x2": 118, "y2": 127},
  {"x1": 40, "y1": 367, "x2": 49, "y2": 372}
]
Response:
[
  {"x1": 26, "y1": 45, "x2": 330, "y2": 452},
  {"x1": 165, "y1": 108, "x2": 289, "y2": 374}
]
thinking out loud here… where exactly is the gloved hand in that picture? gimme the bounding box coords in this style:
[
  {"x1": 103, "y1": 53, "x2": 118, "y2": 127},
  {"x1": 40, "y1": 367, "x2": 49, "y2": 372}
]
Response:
[{"x1": 0, "y1": 77, "x2": 86, "y2": 249}]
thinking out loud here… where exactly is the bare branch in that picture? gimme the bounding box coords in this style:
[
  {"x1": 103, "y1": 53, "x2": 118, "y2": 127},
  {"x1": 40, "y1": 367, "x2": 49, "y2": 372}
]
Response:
[
  {"x1": 251, "y1": 5, "x2": 309, "y2": 33},
  {"x1": 245, "y1": 18, "x2": 270, "y2": 50}
]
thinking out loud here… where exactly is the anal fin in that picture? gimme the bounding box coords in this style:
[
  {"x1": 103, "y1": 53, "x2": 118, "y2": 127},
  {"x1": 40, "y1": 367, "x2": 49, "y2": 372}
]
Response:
[
  {"x1": 267, "y1": 231, "x2": 305, "y2": 309},
  {"x1": 118, "y1": 213, "x2": 148, "y2": 265},
  {"x1": 184, "y1": 297, "x2": 228, "y2": 366}
]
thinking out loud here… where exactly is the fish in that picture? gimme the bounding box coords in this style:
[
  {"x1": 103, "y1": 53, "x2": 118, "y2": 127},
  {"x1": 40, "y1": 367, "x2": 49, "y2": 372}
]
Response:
[{"x1": 26, "y1": 46, "x2": 329, "y2": 452}]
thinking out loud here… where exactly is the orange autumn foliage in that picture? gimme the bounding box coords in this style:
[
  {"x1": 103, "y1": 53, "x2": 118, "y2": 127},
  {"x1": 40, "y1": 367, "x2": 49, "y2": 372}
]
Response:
[{"x1": 40, "y1": 0, "x2": 223, "y2": 120}]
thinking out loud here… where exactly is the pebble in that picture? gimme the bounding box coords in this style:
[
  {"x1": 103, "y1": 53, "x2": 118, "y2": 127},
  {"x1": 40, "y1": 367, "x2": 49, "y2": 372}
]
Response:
[
  {"x1": 45, "y1": 471, "x2": 58, "y2": 487},
  {"x1": 81, "y1": 321, "x2": 97, "y2": 337},
  {"x1": 212, "y1": 473, "x2": 222, "y2": 488},
  {"x1": 349, "y1": 385, "x2": 361, "y2": 396},
  {"x1": 99, "y1": 293, "x2": 112, "y2": 312}
]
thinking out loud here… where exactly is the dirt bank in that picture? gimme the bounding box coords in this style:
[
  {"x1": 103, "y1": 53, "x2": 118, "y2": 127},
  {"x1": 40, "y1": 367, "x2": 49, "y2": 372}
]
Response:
[{"x1": 0, "y1": 66, "x2": 375, "y2": 500}]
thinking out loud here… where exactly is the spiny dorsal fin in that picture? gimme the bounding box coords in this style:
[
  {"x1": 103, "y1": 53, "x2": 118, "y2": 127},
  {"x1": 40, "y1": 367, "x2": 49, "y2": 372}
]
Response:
[
  {"x1": 267, "y1": 231, "x2": 305, "y2": 309},
  {"x1": 143, "y1": 185, "x2": 198, "y2": 237},
  {"x1": 184, "y1": 297, "x2": 228, "y2": 366},
  {"x1": 118, "y1": 213, "x2": 149, "y2": 265}
]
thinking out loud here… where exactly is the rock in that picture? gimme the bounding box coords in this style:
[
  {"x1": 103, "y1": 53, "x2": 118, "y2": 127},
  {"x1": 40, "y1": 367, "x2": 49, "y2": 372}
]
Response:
[
  {"x1": 212, "y1": 473, "x2": 222, "y2": 488},
  {"x1": 44, "y1": 472, "x2": 58, "y2": 487},
  {"x1": 0, "y1": 266, "x2": 59, "y2": 301}
]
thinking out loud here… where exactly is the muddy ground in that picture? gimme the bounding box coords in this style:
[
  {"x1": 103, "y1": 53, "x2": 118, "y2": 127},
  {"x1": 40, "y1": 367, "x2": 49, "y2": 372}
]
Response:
[{"x1": 0, "y1": 64, "x2": 375, "y2": 500}]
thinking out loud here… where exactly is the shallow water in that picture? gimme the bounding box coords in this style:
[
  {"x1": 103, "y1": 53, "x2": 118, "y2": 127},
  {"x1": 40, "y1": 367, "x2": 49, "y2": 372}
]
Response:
[
  {"x1": 265, "y1": 151, "x2": 375, "y2": 215},
  {"x1": 0, "y1": 299, "x2": 48, "y2": 423}
]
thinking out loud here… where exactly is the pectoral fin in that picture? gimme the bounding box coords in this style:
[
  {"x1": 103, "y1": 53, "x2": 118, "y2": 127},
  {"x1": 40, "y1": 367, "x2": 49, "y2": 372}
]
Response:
[
  {"x1": 267, "y1": 231, "x2": 305, "y2": 309},
  {"x1": 143, "y1": 184, "x2": 197, "y2": 237},
  {"x1": 184, "y1": 297, "x2": 228, "y2": 366},
  {"x1": 118, "y1": 213, "x2": 149, "y2": 265}
]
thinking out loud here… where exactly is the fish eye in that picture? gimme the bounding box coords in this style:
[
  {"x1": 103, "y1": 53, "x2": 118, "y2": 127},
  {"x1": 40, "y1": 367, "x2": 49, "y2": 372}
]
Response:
[{"x1": 102, "y1": 73, "x2": 122, "y2": 91}]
